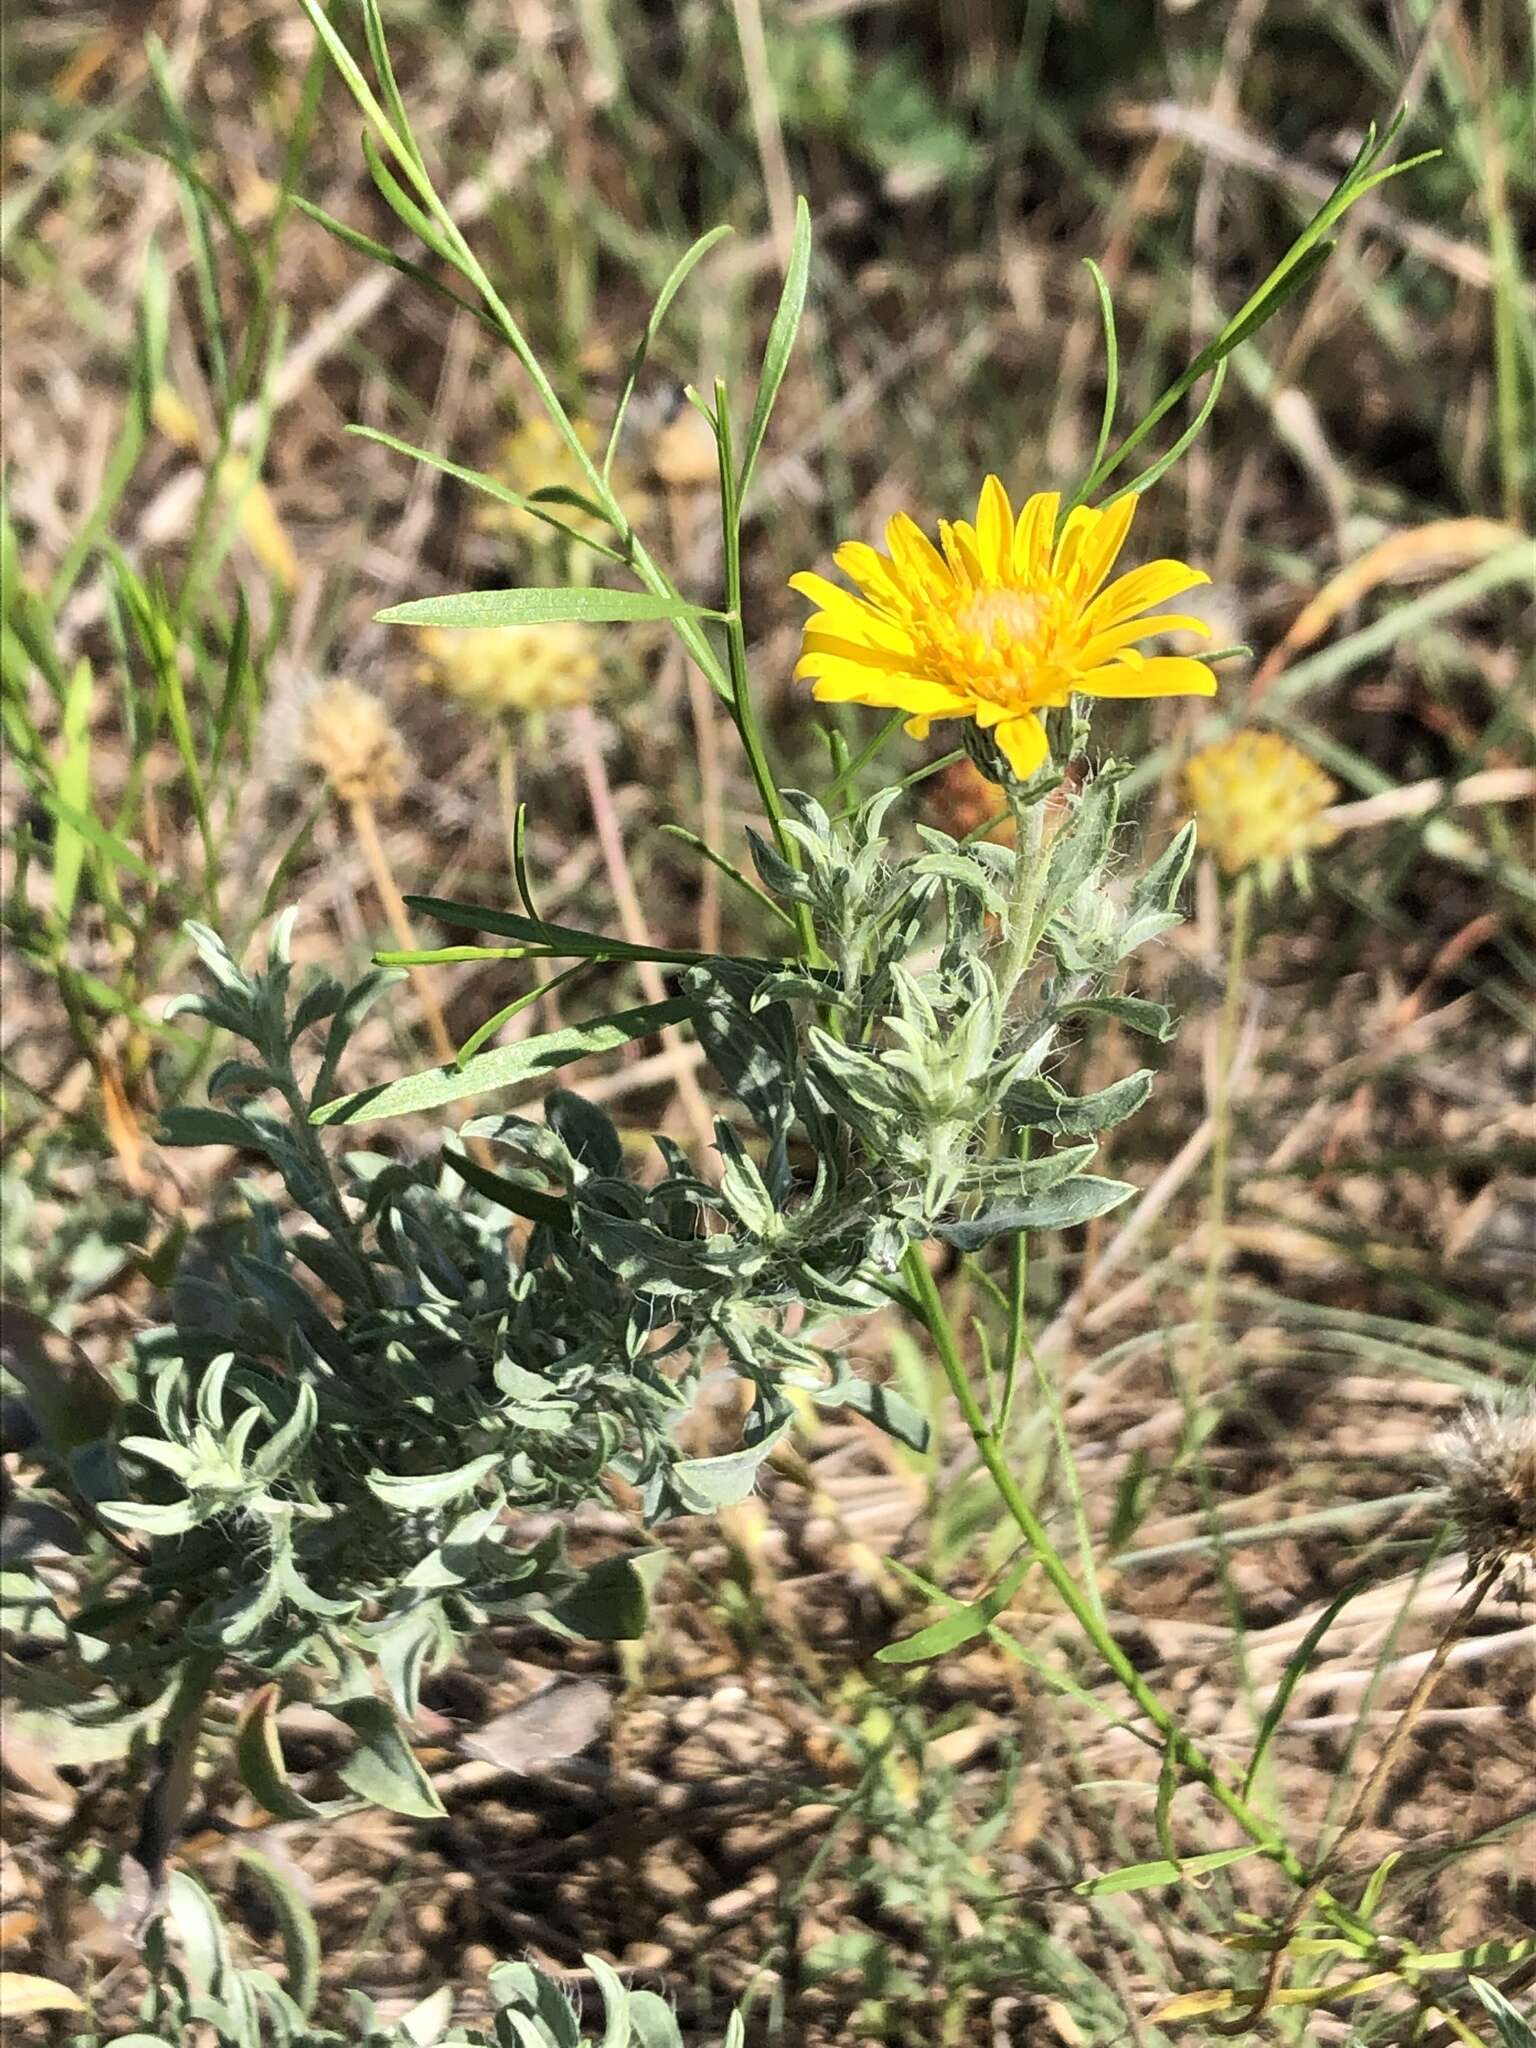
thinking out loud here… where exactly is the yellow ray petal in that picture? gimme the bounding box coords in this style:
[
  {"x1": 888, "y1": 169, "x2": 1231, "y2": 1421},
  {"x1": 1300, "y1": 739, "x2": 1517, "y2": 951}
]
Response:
[
  {"x1": 833, "y1": 541, "x2": 907, "y2": 611},
  {"x1": 1012, "y1": 491, "x2": 1060, "y2": 582},
  {"x1": 885, "y1": 512, "x2": 954, "y2": 597},
  {"x1": 1073, "y1": 492, "x2": 1140, "y2": 599},
  {"x1": 788, "y1": 569, "x2": 871, "y2": 616},
  {"x1": 940, "y1": 518, "x2": 985, "y2": 587},
  {"x1": 1050, "y1": 503, "x2": 1099, "y2": 588},
  {"x1": 994, "y1": 712, "x2": 1049, "y2": 779},
  {"x1": 1078, "y1": 612, "x2": 1213, "y2": 665},
  {"x1": 1078, "y1": 655, "x2": 1218, "y2": 698},
  {"x1": 975, "y1": 475, "x2": 1014, "y2": 581},
  {"x1": 797, "y1": 630, "x2": 926, "y2": 677},
  {"x1": 812, "y1": 671, "x2": 969, "y2": 715},
  {"x1": 795, "y1": 598, "x2": 917, "y2": 655},
  {"x1": 1083, "y1": 560, "x2": 1210, "y2": 634},
  {"x1": 803, "y1": 656, "x2": 968, "y2": 711}
]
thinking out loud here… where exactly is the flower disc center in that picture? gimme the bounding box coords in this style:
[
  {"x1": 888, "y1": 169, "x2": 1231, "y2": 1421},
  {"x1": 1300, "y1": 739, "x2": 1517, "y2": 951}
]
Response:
[{"x1": 955, "y1": 589, "x2": 1047, "y2": 649}]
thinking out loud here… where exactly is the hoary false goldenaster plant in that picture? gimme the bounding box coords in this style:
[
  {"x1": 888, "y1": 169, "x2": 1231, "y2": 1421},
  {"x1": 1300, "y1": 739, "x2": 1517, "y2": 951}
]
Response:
[{"x1": 792, "y1": 478, "x2": 1218, "y2": 780}]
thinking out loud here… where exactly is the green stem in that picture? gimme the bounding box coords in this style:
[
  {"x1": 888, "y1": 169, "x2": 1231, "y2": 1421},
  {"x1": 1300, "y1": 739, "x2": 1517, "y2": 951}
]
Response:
[
  {"x1": 712, "y1": 385, "x2": 821, "y2": 967},
  {"x1": 902, "y1": 1239, "x2": 1308, "y2": 1889},
  {"x1": 334, "y1": 86, "x2": 735, "y2": 705},
  {"x1": 996, "y1": 797, "x2": 1051, "y2": 1013},
  {"x1": 997, "y1": 799, "x2": 1052, "y2": 1430}
]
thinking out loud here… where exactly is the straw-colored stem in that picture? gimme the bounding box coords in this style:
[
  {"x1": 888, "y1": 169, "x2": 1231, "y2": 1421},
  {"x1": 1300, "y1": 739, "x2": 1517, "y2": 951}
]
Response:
[
  {"x1": 347, "y1": 796, "x2": 495, "y2": 1170},
  {"x1": 729, "y1": 0, "x2": 795, "y2": 268},
  {"x1": 348, "y1": 796, "x2": 457, "y2": 1068},
  {"x1": 1196, "y1": 865, "x2": 1254, "y2": 1393},
  {"x1": 567, "y1": 703, "x2": 716, "y2": 1156}
]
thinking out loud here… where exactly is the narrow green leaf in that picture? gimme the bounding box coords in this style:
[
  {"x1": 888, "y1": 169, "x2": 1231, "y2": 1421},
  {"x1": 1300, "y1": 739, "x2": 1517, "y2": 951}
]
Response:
[
  {"x1": 453, "y1": 963, "x2": 589, "y2": 1068},
  {"x1": 158, "y1": 1107, "x2": 262, "y2": 1151},
  {"x1": 361, "y1": 128, "x2": 455, "y2": 264},
  {"x1": 377, "y1": 587, "x2": 710, "y2": 629},
  {"x1": 360, "y1": 0, "x2": 423, "y2": 173},
  {"x1": 1061, "y1": 994, "x2": 1175, "y2": 1041},
  {"x1": 876, "y1": 1557, "x2": 1031, "y2": 1665},
  {"x1": 441, "y1": 1146, "x2": 573, "y2": 1232},
  {"x1": 293, "y1": 198, "x2": 482, "y2": 319},
  {"x1": 658, "y1": 823, "x2": 798, "y2": 930},
  {"x1": 738, "y1": 196, "x2": 811, "y2": 495},
  {"x1": 548, "y1": 1551, "x2": 670, "y2": 1643},
  {"x1": 312, "y1": 996, "x2": 697, "y2": 1124},
  {"x1": 1467, "y1": 1977, "x2": 1536, "y2": 2047},
  {"x1": 1074, "y1": 1845, "x2": 1261, "y2": 1897},
  {"x1": 935, "y1": 1176, "x2": 1136, "y2": 1250},
  {"x1": 1082, "y1": 257, "x2": 1119, "y2": 482},
  {"x1": 1242, "y1": 1578, "x2": 1366, "y2": 1798},
  {"x1": 607, "y1": 224, "x2": 735, "y2": 483},
  {"x1": 1106, "y1": 355, "x2": 1229, "y2": 505},
  {"x1": 403, "y1": 896, "x2": 706, "y2": 965},
  {"x1": 347, "y1": 426, "x2": 625, "y2": 560},
  {"x1": 234, "y1": 1695, "x2": 331, "y2": 1826}
]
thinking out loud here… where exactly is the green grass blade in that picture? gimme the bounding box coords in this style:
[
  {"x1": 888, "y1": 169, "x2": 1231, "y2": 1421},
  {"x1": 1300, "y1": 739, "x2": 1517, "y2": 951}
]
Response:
[{"x1": 51, "y1": 659, "x2": 94, "y2": 924}]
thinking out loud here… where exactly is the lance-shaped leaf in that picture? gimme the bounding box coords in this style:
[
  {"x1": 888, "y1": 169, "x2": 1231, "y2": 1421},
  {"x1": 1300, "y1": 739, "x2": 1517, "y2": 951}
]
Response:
[
  {"x1": 366, "y1": 1452, "x2": 501, "y2": 1511},
  {"x1": 1060, "y1": 994, "x2": 1176, "y2": 1042},
  {"x1": 935, "y1": 1174, "x2": 1136, "y2": 1250},
  {"x1": 376, "y1": 586, "x2": 711, "y2": 628},
  {"x1": 327, "y1": 1693, "x2": 445, "y2": 1818},
  {"x1": 312, "y1": 996, "x2": 697, "y2": 1123},
  {"x1": 877, "y1": 1557, "x2": 1033, "y2": 1664},
  {"x1": 1003, "y1": 1069, "x2": 1154, "y2": 1138},
  {"x1": 547, "y1": 1550, "x2": 670, "y2": 1641}
]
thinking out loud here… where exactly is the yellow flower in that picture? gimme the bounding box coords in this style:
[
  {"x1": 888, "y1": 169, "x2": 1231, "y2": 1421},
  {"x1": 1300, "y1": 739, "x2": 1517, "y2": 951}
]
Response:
[
  {"x1": 1183, "y1": 730, "x2": 1338, "y2": 885},
  {"x1": 416, "y1": 622, "x2": 597, "y2": 720},
  {"x1": 791, "y1": 477, "x2": 1218, "y2": 781},
  {"x1": 478, "y1": 415, "x2": 649, "y2": 546}
]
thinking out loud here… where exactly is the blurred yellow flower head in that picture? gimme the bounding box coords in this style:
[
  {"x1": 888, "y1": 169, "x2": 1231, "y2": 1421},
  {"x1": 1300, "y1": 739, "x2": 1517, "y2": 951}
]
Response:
[
  {"x1": 792, "y1": 478, "x2": 1218, "y2": 783},
  {"x1": 1183, "y1": 730, "x2": 1338, "y2": 887},
  {"x1": 416, "y1": 622, "x2": 597, "y2": 720},
  {"x1": 302, "y1": 680, "x2": 404, "y2": 806},
  {"x1": 478, "y1": 414, "x2": 649, "y2": 546}
]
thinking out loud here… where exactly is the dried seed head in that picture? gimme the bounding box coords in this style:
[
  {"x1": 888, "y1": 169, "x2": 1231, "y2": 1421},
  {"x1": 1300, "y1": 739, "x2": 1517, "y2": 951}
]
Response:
[
  {"x1": 416, "y1": 622, "x2": 597, "y2": 720},
  {"x1": 1429, "y1": 1394, "x2": 1536, "y2": 1580},
  {"x1": 303, "y1": 680, "x2": 405, "y2": 806}
]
